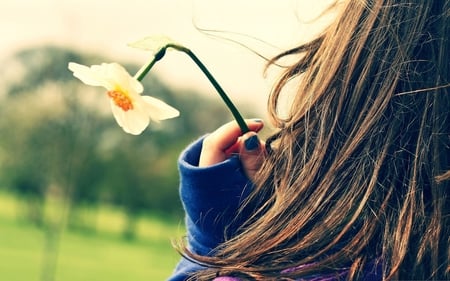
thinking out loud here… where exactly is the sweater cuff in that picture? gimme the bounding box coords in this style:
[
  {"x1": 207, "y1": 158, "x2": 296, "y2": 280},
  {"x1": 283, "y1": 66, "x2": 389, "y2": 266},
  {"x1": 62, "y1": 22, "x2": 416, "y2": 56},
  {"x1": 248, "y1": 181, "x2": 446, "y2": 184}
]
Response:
[
  {"x1": 178, "y1": 136, "x2": 250, "y2": 190},
  {"x1": 178, "y1": 136, "x2": 254, "y2": 252}
]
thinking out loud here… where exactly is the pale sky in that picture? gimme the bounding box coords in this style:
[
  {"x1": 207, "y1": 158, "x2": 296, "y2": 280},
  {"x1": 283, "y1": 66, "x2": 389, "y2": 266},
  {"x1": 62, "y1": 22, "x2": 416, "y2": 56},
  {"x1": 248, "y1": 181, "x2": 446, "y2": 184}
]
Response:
[{"x1": 0, "y1": 0, "x2": 333, "y2": 112}]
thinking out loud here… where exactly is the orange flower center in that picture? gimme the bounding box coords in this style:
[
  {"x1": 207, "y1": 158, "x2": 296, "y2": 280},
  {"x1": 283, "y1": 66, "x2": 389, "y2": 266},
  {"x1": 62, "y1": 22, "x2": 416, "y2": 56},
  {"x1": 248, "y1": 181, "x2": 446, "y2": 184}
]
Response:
[{"x1": 107, "y1": 90, "x2": 134, "y2": 111}]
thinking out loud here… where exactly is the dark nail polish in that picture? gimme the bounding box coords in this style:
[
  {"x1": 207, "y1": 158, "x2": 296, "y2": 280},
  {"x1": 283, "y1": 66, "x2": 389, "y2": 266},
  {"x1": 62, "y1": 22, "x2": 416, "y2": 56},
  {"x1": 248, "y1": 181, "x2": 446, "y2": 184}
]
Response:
[{"x1": 245, "y1": 135, "x2": 259, "y2": 151}]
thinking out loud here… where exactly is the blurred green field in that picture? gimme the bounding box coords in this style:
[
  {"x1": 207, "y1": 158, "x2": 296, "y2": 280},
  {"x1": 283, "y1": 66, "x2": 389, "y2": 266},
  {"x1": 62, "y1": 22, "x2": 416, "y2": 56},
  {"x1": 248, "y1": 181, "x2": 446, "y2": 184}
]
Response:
[{"x1": 0, "y1": 191, "x2": 184, "y2": 281}]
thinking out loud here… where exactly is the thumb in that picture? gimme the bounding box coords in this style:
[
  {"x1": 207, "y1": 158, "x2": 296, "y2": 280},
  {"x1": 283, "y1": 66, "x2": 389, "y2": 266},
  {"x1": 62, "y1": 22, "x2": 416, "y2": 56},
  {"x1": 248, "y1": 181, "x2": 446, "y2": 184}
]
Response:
[{"x1": 239, "y1": 132, "x2": 266, "y2": 181}]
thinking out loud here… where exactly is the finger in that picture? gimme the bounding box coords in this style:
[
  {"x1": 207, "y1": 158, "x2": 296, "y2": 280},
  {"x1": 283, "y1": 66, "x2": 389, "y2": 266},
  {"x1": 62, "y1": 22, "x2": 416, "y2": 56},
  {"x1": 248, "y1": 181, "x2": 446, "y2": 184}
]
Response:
[
  {"x1": 199, "y1": 119, "x2": 264, "y2": 167},
  {"x1": 239, "y1": 132, "x2": 266, "y2": 181},
  {"x1": 208, "y1": 119, "x2": 264, "y2": 152}
]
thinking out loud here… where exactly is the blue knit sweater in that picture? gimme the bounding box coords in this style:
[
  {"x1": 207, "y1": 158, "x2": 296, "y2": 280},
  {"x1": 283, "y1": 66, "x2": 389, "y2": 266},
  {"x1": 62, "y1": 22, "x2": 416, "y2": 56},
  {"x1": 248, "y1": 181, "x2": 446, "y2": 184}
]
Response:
[
  {"x1": 167, "y1": 137, "x2": 381, "y2": 281},
  {"x1": 168, "y1": 137, "x2": 254, "y2": 281}
]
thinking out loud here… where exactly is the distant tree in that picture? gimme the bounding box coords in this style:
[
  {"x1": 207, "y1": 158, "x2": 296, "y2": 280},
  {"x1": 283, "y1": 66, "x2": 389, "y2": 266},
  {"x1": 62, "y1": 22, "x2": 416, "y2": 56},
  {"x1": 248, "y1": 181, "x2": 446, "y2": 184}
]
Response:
[
  {"x1": 0, "y1": 44, "x2": 258, "y2": 281},
  {"x1": 0, "y1": 45, "x2": 252, "y2": 231}
]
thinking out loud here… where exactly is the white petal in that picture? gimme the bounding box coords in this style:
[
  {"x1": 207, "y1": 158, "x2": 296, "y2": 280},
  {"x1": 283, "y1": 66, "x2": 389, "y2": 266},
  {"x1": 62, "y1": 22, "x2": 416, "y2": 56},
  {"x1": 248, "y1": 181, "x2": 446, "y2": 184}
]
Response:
[
  {"x1": 122, "y1": 108, "x2": 151, "y2": 135},
  {"x1": 129, "y1": 78, "x2": 144, "y2": 94},
  {"x1": 141, "y1": 96, "x2": 180, "y2": 121},
  {"x1": 110, "y1": 101, "x2": 150, "y2": 135},
  {"x1": 68, "y1": 62, "x2": 114, "y2": 89},
  {"x1": 106, "y1": 63, "x2": 143, "y2": 94},
  {"x1": 110, "y1": 100, "x2": 126, "y2": 128}
]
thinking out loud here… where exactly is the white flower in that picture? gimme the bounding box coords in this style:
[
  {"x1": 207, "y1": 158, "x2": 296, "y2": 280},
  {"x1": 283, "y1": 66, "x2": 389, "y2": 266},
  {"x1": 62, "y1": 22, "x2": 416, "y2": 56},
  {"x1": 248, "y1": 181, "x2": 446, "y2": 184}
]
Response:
[{"x1": 68, "y1": 62, "x2": 179, "y2": 135}]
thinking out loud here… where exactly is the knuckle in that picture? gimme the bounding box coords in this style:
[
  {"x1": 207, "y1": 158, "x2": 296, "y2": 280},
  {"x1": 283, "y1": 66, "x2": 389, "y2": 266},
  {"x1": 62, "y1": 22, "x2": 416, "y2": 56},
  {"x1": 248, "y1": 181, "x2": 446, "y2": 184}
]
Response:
[{"x1": 202, "y1": 135, "x2": 216, "y2": 148}]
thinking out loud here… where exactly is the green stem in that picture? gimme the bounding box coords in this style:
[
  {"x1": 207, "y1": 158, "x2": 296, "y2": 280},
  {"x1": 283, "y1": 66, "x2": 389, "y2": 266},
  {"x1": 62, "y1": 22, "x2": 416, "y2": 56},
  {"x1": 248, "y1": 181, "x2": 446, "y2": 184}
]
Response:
[
  {"x1": 134, "y1": 48, "x2": 166, "y2": 82},
  {"x1": 135, "y1": 44, "x2": 249, "y2": 134}
]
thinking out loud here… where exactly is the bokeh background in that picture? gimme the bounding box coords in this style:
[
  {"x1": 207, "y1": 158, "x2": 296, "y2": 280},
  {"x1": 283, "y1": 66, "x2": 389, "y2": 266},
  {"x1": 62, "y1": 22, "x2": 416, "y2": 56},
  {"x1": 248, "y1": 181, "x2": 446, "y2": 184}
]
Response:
[{"x1": 0, "y1": 0, "x2": 332, "y2": 280}]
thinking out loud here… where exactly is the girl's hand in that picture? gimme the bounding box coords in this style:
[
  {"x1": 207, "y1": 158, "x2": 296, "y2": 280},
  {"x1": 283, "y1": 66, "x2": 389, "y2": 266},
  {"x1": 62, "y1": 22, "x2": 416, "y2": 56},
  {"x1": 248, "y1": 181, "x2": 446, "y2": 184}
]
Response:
[{"x1": 199, "y1": 120, "x2": 266, "y2": 181}]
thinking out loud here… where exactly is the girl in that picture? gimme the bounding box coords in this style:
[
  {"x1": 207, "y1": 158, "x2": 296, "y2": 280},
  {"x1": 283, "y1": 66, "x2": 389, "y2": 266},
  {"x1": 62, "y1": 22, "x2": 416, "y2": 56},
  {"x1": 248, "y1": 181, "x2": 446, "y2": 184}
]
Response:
[{"x1": 169, "y1": 0, "x2": 449, "y2": 280}]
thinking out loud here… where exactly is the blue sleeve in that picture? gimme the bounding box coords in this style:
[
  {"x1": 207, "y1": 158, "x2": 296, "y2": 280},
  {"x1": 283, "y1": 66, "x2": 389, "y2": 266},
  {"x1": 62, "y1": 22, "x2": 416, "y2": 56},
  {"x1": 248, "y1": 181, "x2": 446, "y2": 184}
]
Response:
[{"x1": 167, "y1": 136, "x2": 254, "y2": 281}]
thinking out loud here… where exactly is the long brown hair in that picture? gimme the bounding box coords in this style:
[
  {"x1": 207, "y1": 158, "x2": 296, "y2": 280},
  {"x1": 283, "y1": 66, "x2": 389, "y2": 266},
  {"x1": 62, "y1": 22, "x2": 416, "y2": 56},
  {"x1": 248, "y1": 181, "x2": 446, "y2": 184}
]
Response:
[{"x1": 185, "y1": 0, "x2": 450, "y2": 279}]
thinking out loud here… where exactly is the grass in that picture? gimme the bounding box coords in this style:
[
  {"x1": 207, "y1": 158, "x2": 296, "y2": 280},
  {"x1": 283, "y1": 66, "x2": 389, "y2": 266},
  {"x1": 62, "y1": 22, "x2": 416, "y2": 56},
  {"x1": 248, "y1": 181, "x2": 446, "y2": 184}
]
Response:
[{"x1": 0, "y1": 191, "x2": 184, "y2": 281}]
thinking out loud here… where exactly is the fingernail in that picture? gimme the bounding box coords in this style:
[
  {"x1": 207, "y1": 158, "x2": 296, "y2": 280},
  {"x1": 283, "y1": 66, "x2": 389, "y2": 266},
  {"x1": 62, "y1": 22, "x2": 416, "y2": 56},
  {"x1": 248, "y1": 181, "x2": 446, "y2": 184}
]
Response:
[
  {"x1": 252, "y1": 118, "x2": 263, "y2": 123},
  {"x1": 245, "y1": 135, "x2": 260, "y2": 151}
]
